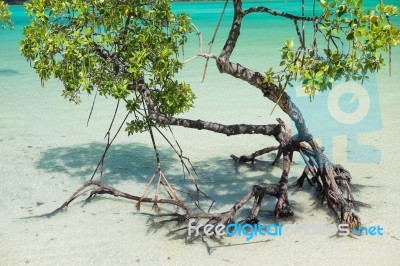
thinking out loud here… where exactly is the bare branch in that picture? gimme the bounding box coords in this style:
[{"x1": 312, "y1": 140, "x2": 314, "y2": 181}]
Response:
[
  {"x1": 182, "y1": 23, "x2": 216, "y2": 64},
  {"x1": 243, "y1": 6, "x2": 317, "y2": 22},
  {"x1": 202, "y1": 0, "x2": 229, "y2": 82}
]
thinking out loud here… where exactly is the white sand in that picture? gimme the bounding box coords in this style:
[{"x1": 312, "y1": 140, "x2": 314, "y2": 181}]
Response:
[{"x1": 1, "y1": 5, "x2": 400, "y2": 265}]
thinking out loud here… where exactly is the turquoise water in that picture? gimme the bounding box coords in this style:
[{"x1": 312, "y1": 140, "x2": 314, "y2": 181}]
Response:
[{"x1": 1, "y1": 1, "x2": 400, "y2": 265}]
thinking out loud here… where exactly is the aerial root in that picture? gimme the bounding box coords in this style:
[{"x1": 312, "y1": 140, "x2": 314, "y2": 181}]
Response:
[{"x1": 135, "y1": 166, "x2": 180, "y2": 211}]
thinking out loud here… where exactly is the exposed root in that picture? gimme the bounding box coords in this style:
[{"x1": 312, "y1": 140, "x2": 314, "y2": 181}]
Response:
[
  {"x1": 231, "y1": 119, "x2": 362, "y2": 229},
  {"x1": 42, "y1": 117, "x2": 362, "y2": 237},
  {"x1": 230, "y1": 146, "x2": 279, "y2": 164},
  {"x1": 289, "y1": 168, "x2": 313, "y2": 188},
  {"x1": 136, "y1": 165, "x2": 180, "y2": 211},
  {"x1": 47, "y1": 179, "x2": 280, "y2": 234}
]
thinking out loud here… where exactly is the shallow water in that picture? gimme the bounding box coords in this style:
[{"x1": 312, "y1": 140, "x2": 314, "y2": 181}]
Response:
[{"x1": 1, "y1": 1, "x2": 400, "y2": 265}]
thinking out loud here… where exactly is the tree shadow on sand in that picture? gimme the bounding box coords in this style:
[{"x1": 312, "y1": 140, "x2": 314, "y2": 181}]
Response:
[
  {"x1": 35, "y1": 141, "x2": 371, "y2": 230},
  {"x1": 36, "y1": 142, "x2": 178, "y2": 185},
  {"x1": 35, "y1": 142, "x2": 314, "y2": 217},
  {"x1": 0, "y1": 68, "x2": 19, "y2": 76}
]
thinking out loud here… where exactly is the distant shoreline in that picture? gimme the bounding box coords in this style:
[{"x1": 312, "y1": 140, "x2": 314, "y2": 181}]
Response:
[
  {"x1": 4, "y1": 0, "x2": 26, "y2": 4},
  {"x1": 5, "y1": 0, "x2": 223, "y2": 4},
  {"x1": 4, "y1": 0, "x2": 27, "y2": 4}
]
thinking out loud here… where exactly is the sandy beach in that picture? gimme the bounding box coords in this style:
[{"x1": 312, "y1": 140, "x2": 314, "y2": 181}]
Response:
[{"x1": 1, "y1": 2, "x2": 400, "y2": 265}]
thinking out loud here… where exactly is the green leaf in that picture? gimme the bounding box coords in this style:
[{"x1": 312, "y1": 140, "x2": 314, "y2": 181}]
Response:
[{"x1": 346, "y1": 32, "x2": 354, "y2": 40}]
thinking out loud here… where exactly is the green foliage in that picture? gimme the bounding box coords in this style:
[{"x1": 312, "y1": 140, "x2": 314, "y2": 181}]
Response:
[
  {"x1": 265, "y1": 0, "x2": 400, "y2": 97},
  {"x1": 0, "y1": 0, "x2": 13, "y2": 29},
  {"x1": 20, "y1": 0, "x2": 194, "y2": 135}
]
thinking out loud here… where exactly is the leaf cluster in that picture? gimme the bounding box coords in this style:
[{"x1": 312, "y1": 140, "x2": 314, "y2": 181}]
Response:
[
  {"x1": 20, "y1": 0, "x2": 194, "y2": 134},
  {"x1": 264, "y1": 0, "x2": 400, "y2": 97},
  {"x1": 0, "y1": 0, "x2": 13, "y2": 29}
]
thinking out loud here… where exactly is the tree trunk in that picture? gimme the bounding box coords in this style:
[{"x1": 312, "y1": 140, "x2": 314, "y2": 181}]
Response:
[{"x1": 49, "y1": 0, "x2": 362, "y2": 232}]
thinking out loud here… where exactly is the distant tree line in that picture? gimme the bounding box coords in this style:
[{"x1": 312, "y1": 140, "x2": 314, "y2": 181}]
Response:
[
  {"x1": 4, "y1": 0, "x2": 27, "y2": 4},
  {"x1": 3, "y1": 0, "x2": 215, "y2": 3}
]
